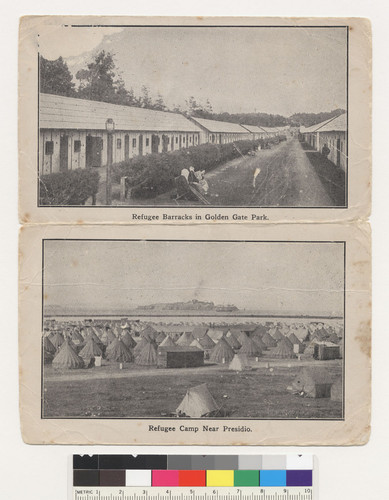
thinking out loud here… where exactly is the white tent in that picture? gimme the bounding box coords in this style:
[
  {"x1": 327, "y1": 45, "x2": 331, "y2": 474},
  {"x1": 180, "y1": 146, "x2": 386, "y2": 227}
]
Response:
[
  {"x1": 229, "y1": 354, "x2": 251, "y2": 371},
  {"x1": 176, "y1": 384, "x2": 219, "y2": 417}
]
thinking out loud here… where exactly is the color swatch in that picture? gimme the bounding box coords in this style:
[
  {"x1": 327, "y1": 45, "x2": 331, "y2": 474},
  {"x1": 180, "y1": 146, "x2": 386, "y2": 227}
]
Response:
[{"x1": 73, "y1": 455, "x2": 313, "y2": 488}]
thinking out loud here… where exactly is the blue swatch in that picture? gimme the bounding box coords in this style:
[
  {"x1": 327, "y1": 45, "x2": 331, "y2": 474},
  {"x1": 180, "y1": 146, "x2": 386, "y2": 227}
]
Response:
[{"x1": 260, "y1": 470, "x2": 286, "y2": 487}]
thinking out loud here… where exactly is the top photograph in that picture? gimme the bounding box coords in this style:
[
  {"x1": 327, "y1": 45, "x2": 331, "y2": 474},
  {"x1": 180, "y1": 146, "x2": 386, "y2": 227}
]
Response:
[{"x1": 19, "y1": 17, "x2": 371, "y2": 223}]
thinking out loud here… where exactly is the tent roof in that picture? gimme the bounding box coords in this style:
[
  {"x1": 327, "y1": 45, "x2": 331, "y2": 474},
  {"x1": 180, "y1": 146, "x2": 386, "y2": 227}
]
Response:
[
  {"x1": 288, "y1": 332, "x2": 302, "y2": 345},
  {"x1": 261, "y1": 331, "x2": 277, "y2": 347},
  {"x1": 192, "y1": 326, "x2": 209, "y2": 339},
  {"x1": 156, "y1": 324, "x2": 194, "y2": 333},
  {"x1": 176, "y1": 331, "x2": 195, "y2": 346},
  {"x1": 156, "y1": 331, "x2": 167, "y2": 343},
  {"x1": 272, "y1": 338, "x2": 296, "y2": 358},
  {"x1": 43, "y1": 336, "x2": 56, "y2": 354},
  {"x1": 207, "y1": 328, "x2": 225, "y2": 342},
  {"x1": 79, "y1": 338, "x2": 103, "y2": 359},
  {"x1": 239, "y1": 335, "x2": 262, "y2": 356},
  {"x1": 252, "y1": 324, "x2": 268, "y2": 336},
  {"x1": 229, "y1": 354, "x2": 251, "y2": 371},
  {"x1": 196, "y1": 333, "x2": 215, "y2": 349},
  {"x1": 159, "y1": 335, "x2": 176, "y2": 347},
  {"x1": 225, "y1": 332, "x2": 241, "y2": 349},
  {"x1": 50, "y1": 331, "x2": 64, "y2": 349},
  {"x1": 272, "y1": 329, "x2": 284, "y2": 341},
  {"x1": 176, "y1": 383, "x2": 219, "y2": 417},
  {"x1": 121, "y1": 331, "x2": 137, "y2": 348},
  {"x1": 106, "y1": 338, "x2": 134, "y2": 362},
  {"x1": 39, "y1": 93, "x2": 201, "y2": 133},
  {"x1": 190, "y1": 339, "x2": 205, "y2": 350},
  {"x1": 140, "y1": 325, "x2": 158, "y2": 339}
]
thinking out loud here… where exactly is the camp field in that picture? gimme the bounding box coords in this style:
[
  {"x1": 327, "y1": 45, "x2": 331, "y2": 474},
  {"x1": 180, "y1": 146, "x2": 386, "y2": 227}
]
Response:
[{"x1": 43, "y1": 359, "x2": 342, "y2": 420}]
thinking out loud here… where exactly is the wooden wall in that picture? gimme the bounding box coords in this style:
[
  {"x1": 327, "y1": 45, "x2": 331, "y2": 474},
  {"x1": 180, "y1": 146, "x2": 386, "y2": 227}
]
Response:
[
  {"x1": 40, "y1": 130, "x2": 201, "y2": 173},
  {"x1": 318, "y1": 131, "x2": 347, "y2": 170}
]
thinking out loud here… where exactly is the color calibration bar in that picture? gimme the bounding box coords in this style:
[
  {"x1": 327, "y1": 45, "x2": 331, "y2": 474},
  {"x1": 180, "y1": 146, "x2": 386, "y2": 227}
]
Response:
[{"x1": 73, "y1": 455, "x2": 313, "y2": 488}]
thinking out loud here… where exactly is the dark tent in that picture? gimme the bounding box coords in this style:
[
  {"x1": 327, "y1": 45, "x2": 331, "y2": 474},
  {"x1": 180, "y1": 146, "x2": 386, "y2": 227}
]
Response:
[
  {"x1": 209, "y1": 337, "x2": 235, "y2": 364},
  {"x1": 52, "y1": 340, "x2": 84, "y2": 369},
  {"x1": 239, "y1": 335, "x2": 262, "y2": 357},
  {"x1": 261, "y1": 331, "x2": 277, "y2": 348},
  {"x1": 272, "y1": 338, "x2": 296, "y2": 359},
  {"x1": 135, "y1": 341, "x2": 158, "y2": 366},
  {"x1": 106, "y1": 338, "x2": 134, "y2": 363},
  {"x1": 121, "y1": 331, "x2": 137, "y2": 348}
]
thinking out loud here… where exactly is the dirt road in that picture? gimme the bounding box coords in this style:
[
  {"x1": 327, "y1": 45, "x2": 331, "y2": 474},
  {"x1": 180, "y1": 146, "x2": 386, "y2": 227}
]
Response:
[{"x1": 206, "y1": 137, "x2": 342, "y2": 207}]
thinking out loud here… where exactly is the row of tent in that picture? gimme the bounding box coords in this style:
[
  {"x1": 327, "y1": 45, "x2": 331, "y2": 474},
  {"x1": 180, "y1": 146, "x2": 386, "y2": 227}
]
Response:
[
  {"x1": 44, "y1": 318, "x2": 344, "y2": 341},
  {"x1": 44, "y1": 319, "x2": 342, "y2": 369}
]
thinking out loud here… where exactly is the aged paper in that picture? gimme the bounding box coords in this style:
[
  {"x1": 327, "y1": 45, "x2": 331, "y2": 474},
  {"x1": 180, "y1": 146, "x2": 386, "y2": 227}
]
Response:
[
  {"x1": 19, "y1": 222, "x2": 371, "y2": 445},
  {"x1": 18, "y1": 16, "x2": 371, "y2": 224}
]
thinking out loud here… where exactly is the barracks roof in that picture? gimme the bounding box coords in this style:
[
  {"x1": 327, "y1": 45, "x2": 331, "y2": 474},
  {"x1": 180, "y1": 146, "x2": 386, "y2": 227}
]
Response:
[
  {"x1": 314, "y1": 113, "x2": 347, "y2": 133},
  {"x1": 39, "y1": 93, "x2": 202, "y2": 133},
  {"x1": 241, "y1": 124, "x2": 266, "y2": 133},
  {"x1": 301, "y1": 113, "x2": 346, "y2": 134},
  {"x1": 189, "y1": 116, "x2": 250, "y2": 134}
]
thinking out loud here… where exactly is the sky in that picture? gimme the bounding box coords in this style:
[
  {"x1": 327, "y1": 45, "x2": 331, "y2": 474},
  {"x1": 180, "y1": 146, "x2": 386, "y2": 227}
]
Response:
[
  {"x1": 38, "y1": 26, "x2": 347, "y2": 116},
  {"x1": 43, "y1": 240, "x2": 344, "y2": 316}
]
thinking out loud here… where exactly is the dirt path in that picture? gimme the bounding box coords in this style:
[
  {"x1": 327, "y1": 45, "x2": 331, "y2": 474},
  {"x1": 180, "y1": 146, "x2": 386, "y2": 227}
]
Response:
[
  {"x1": 205, "y1": 137, "x2": 334, "y2": 207},
  {"x1": 45, "y1": 358, "x2": 340, "y2": 383}
]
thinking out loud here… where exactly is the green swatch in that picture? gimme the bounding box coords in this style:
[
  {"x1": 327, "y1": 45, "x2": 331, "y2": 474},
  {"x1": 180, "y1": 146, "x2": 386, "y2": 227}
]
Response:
[{"x1": 234, "y1": 470, "x2": 260, "y2": 486}]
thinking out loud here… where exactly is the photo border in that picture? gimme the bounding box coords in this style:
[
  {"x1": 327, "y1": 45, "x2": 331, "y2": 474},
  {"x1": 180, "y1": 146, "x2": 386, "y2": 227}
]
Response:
[
  {"x1": 41, "y1": 238, "x2": 346, "y2": 421},
  {"x1": 37, "y1": 24, "x2": 349, "y2": 209}
]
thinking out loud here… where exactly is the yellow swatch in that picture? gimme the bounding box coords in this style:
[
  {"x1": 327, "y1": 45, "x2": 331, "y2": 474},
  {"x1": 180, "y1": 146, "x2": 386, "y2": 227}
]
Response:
[{"x1": 206, "y1": 470, "x2": 234, "y2": 487}]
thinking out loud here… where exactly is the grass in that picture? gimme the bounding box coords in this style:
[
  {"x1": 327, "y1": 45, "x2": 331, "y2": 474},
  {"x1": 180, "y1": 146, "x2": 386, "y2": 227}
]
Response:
[{"x1": 43, "y1": 362, "x2": 342, "y2": 419}]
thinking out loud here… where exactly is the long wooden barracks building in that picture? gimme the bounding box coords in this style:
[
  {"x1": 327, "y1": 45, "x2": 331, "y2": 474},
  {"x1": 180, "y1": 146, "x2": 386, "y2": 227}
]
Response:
[
  {"x1": 300, "y1": 113, "x2": 347, "y2": 170},
  {"x1": 39, "y1": 93, "x2": 202, "y2": 175},
  {"x1": 187, "y1": 116, "x2": 252, "y2": 144},
  {"x1": 39, "y1": 93, "x2": 280, "y2": 174}
]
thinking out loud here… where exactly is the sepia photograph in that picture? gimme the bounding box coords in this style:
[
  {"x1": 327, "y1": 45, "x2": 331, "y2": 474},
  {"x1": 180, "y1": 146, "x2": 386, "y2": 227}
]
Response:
[
  {"x1": 36, "y1": 24, "x2": 348, "y2": 209},
  {"x1": 41, "y1": 239, "x2": 345, "y2": 420}
]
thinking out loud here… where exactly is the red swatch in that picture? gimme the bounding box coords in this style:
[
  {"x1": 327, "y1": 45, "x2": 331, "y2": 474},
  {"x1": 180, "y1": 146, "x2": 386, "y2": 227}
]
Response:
[{"x1": 179, "y1": 470, "x2": 206, "y2": 486}]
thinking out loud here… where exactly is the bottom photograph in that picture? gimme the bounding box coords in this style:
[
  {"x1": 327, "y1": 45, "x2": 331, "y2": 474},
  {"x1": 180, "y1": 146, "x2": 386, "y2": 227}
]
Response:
[
  {"x1": 18, "y1": 223, "x2": 370, "y2": 445},
  {"x1": 41, "y1": 239, "x2": 345, "y2": 421}
]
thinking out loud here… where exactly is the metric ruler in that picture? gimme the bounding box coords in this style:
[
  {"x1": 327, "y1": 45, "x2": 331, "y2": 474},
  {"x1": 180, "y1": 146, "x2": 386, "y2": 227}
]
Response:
[{"x1": 71, "y1": 487, "x2": 314, "y2": 500}]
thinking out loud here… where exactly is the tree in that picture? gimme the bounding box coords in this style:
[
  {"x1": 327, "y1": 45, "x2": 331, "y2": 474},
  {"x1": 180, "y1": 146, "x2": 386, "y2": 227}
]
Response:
[
  {"x1": 75, "y1": 51, "x2": 117, "y2": 102},
  {"x1": 153, "y1": 94, "x2": 167, "y2": 111},
  {"x1": 205, "y1": 99, "x2": 213, "y2": 114},
  {"x1": 172, "y1": 103, "x2": 183, "y2": 113},
  {"x1": 140, "y1": 85, "x2": 152, "y2": 108},
  {"x1": 39, "y1": 56, "x2": 75, "y2": 96},
  {"x1": 185, "y1": 96, "x2": 202, "y2": 116},
  {"x1": 113, "y1": 77, "x2": 140, "y2": 106}
]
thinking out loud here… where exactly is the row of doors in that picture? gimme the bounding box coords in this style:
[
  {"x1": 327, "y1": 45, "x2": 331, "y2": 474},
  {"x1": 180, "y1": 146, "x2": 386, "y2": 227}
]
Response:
[
  {"x1": 59, "y1": 135, "x2": 106, "y2": 171},
  {"x1": 59, "y1": 133, "x2": 186, "y2": 171}
]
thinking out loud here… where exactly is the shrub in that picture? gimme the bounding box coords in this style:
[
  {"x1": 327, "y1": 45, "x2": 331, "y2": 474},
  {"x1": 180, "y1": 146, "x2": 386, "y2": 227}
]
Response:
[
  {"x1": 112, "y1": 139, "x2": 262, "y2": 199},
  {"x1": 39, "y1": 168, "x2": 100, "y2": 206}
]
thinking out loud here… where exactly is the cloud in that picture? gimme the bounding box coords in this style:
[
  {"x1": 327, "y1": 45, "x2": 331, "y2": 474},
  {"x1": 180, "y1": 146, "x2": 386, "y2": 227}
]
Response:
[{"x1": 38, "y1": 26, "x2": 123, "y2": 60}]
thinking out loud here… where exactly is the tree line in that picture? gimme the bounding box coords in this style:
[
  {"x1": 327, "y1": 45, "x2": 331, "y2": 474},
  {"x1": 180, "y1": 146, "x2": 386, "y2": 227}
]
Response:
[{"x1": 39, "y1": 51, "x2": 345, "y2": 127}]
